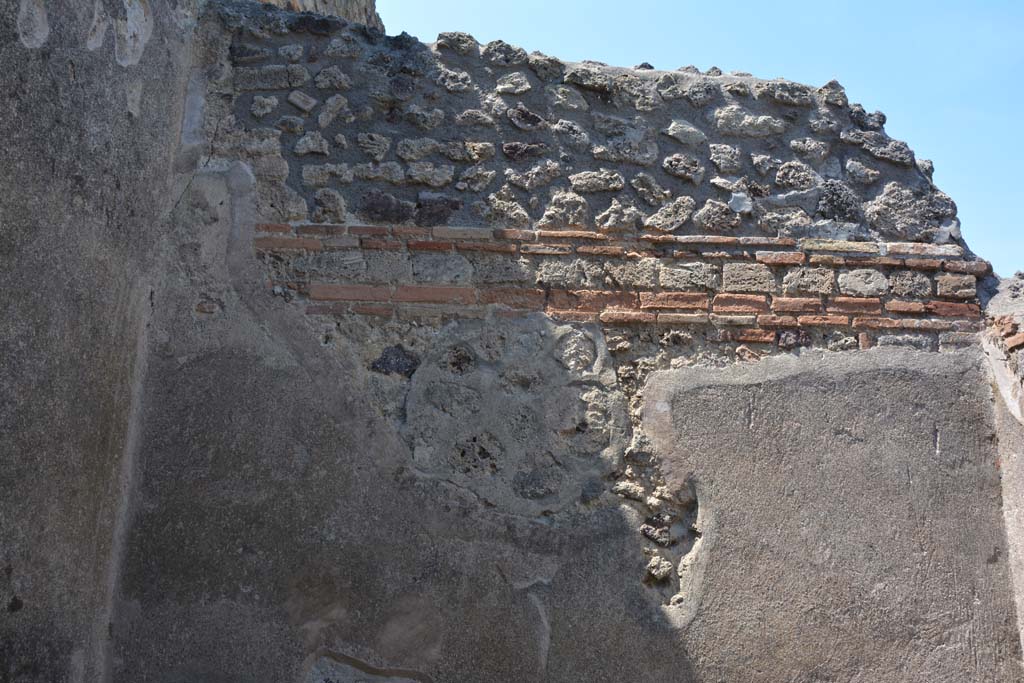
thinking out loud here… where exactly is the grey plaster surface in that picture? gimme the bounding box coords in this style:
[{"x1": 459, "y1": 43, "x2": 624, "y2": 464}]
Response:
[
  {"x1": 644, "y1": 349, "x2": 1023, "y2": 681},
  {"x1": 0, "y1": 0, "x2": 197, "y2": 680}
]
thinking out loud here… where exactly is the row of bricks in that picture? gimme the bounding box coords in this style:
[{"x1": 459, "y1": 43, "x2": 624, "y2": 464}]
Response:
[
  {"x1": 255, "y1": 225, "x2": 990, "y2": 275},
  {"x1": 303, "y1": 299, "x2": 978, "y2": 333},
  {"x1": 256, "y1": 223, "x2": 968, "y2": 257},
  {"x1": 299, "y1": 283, "x2": 981, "y2": 320}
]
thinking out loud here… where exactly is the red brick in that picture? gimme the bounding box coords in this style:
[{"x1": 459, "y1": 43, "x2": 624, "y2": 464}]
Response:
[
  {"x1": 297, "y1": 224, "x2": 346, "y2": 237},
  {"x1": 849, "y1": 257, "x2": 903, "y2": 268},
  {"x1": 859, "y1": 332, "x2": 874, "y2": 350},
  {"x1": 255, "y1": 222, "x2": 292, "y2": 234},
  {"x1": 1006, "y1": 332, "x2": 1024, "y2": 352},
  {"x1": 254, "y1": 236, "x2": 322, "y2": 252},
  {"x1": 360, "y1": 239, "x2": 404, "y2": 251},
  {"x1": 639, "y1": 292, "x2": 709, "y2": 311},
  {"x1": 392, "y1": 226, "x2": 431, "y2": 238},
  {"x1": 349, "y1": 225, "x2": 390, "y2": 236},
  {"x1": 407, "y1": 240, "x2": 454, "y2": 252},
  {"x1": 351, "y1": 304, "x2": 394, "y2": 317},
  {"x1": 393, "y1": 286, "x2": 476, "y2": 305},
  {"x1": 903, "y1": 258, "x2": 942, "y2": 271},
  {"x1": 852, "y1": 317, "x2": 954, "y2": 331},
  {"x1": 546, "y1": 309, "x2": 600, "y2": 323},
  {"x1": 851, "y1": 317, "x2": 901, "y2": 329},
  {"x1": 910, "y1": 319, "x2": 956, "y2": 331},
  {"x1": 771, "y1": 297, "x2": 823, "y2": 314},
  {"x1": 701, "y1": 250, "x2": 753, "y2": 260},
  {"x1": 432, "y1": 226, "x2": 492, "y2": 240},
  {"x1": 626, "y1": 250, "x2": 661, "y2": 259},
  {"x1": 675, "y1": 235, "x2": 740, "y2": 245},
  {"x1": 713, "y1": 294, "x2": 769, "y2": 314},
  {"x1": 885, "y1": 300, "x2": 928, "y2": 314},
  {"x1": 757, "y1": 315, "x2": 798, "y2": 327},
  {"x1": 577, "y1": 245, "x2": 626, "y2": 257},
  {"x1": 808, "y1": 255, "x2": 846, "y2": 267},
  {"x1": 600, "y1": 310, "x2": 657, "y2": 325},
  {"x1": 710, "y1": 314, "x2": 758, "y2": 326},
  {"x1": 548, "y1": 290, "x2": 638, "y2": 311},
  {"x1": 733, "y1": 328, "x2": 777, "y2": 344},
  {"x1": 756, "y1": 251, "x2": 805, "y2": 266},
  {"x1": 521, "y1": 244, "x2": 574, "y2": 256},
  {"x1": 798, "y1": 315, "x2": 849, "y2": 326},
  {"x1": 536, "y1": 230, "x2": 609, "y2": 241},
  {"x1": 639, "y1": 234, "x2": 683, "y2": 244},
  {"x1": 309, "y1": 284, "x2": 389, "y2": 302},
  {"x1": 944, "y1": 260, "x2": 991, "y2": 275},
  {"x1": 479, "y1": 288, "x2": 546, "y2": 309},
  {"x1": 738, "y1": 237, "x2": 797, "y2": 247},
  {"x1": 657, "y1": 313, "x2": 710, "y2": 325},
  {"x1": 493, "y1": 229, "x2": 537, "y2": 241},
  {"x1": 927, "y1": 301, "x2": 981, "y2": 319},
  {"x1": 828, "y1": 297, "x2": 883, "y2": 315},
  {"x1": 454, "y1": 242, "x2": 518, "y2": 254}
]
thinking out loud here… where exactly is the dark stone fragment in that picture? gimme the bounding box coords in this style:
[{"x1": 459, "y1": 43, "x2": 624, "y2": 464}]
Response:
[
  {"x1": 389, "y1": 74, "x2": 416, "y2": 101},
  {"x1": 387, "y1": 31, "x2": 419, "y2": 51},
  {"x1": 229, "y1": 44, "x2": 270, "y2": 65},
  {"x1": 778, "y1": 330, "x2": 812, "y2": 350},
  {"x1": 7, "y1": 595, "x2": 23, "y2": 612},
  {"x1": 359, "y1": 190, "x2": 414, "y2": 224},
  {"x1": 446, "y1": 346, "x2": 475, "y2": 374},
  {"x1": 415, "y1": 193, "x2": 462, "y2": 227},
  {"x1": 286, "y1": 14, "x2": 345, "y2": 36},
  {"x1": 370, "y1": 345, "x2": 420, "y2": 378},
  {"x1": 850, "y1": 104, "x2": 886, "y2": 130},
  {"x1": 817, "y1": 180, "x2": 862, "y2": 222},
  {"x1": 635, "y1": 62, "x2": 655, "y2": 70},
  {"x1": 507, "y1": 103, "x2": 546, "y2": 131},
  {"x1": 275, "y1": 116, "x2": 304, "y2": 134},
  {"x1": 502, "y1": 142, "x2": 548, "y2": 162}
]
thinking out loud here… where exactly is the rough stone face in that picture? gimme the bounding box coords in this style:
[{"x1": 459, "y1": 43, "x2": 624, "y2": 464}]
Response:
[
  {"x1": 569, "y1": 169, "x2": 626, "y2": 193},
  {"x1": 890, "y1": 271, "x2": 932, "y2": 298},
  {"x1": 936, "y1": 274, "x2": 977, "y2": 299},
  {"x1": 663, "y1": 153, "x2": 706, "y2": 184},
  {"x1": 865, "y1": 182, "x2": 958, "y2": 241},
  {"x1": 838, "y1": 269, "x2": 889, "y2": 296},
  {"x1": 693, "y1": 199, "x2": 740, "y2": 232},
  {"x1": 660, "y1": 262, "x2": 720, "y2": 290},
  {"x1": 722, "y1": 263, "x2": 776, "y2": 292},
  {"x1": 783, "y1": 267, "x2": 836, "y2": 295},
  {"x1": 714, "y1": 105, "x2": 786, "y2": 136},
  {"x1": 644, "y1": 196, "x2": 696, "y2": 232}
]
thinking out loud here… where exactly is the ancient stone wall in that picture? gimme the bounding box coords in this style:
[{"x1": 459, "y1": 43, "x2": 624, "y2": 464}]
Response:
[
  {"x1": 4, "y1": 0, "x2": 1024, "y2": 681},
  {"x1": 207, "y1": 2, "x2": 988, "y2": 360}
]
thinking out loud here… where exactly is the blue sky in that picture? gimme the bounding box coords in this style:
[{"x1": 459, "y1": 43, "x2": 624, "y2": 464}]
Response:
[{"x1": 378, "y1": 0, "x2": 1023, "y2": 276}]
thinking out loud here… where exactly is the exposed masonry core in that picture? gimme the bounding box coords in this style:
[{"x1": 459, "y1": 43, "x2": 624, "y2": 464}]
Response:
[{"x1": 200, "y1": 1, "x2": 991, "y2": 605}]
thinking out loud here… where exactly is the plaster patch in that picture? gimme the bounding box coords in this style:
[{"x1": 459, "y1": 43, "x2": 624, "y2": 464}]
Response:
[
  {"x1": 86, "y1": 0, "x2": 111, "y2": 51},
  {"x1": 17, "y1": 0, "x2": 50, "y2": 49},
  {"x1": 115, "y1": 0, "x2": 154, "y2": 67}
]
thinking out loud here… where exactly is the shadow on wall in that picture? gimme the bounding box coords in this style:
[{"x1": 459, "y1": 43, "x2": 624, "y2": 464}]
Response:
[{"x1": 106, "y1": 165, "x2": 700, "y2": 681}]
